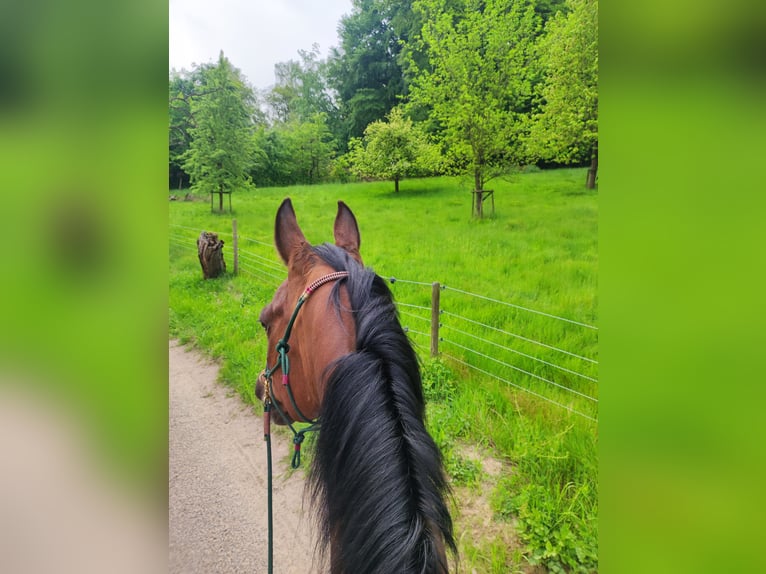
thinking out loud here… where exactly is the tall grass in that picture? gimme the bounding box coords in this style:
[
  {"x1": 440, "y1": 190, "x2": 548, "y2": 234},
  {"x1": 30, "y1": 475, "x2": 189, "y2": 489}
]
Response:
[{"x1": 169, "y1": 168, "x2": 597, "y2": 572}]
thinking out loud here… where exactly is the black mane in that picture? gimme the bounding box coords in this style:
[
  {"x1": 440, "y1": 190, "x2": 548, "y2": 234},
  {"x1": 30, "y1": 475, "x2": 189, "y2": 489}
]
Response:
[{"x1": 309, "y1": 243, "x2": 456, "y2": 574}]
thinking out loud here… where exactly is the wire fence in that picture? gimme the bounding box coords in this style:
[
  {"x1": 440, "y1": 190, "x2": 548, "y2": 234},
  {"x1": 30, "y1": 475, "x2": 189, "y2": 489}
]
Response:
[
  {"x1": 442, "y1": 284, "x2": 598, "y2": 330},
  {"x1": 388, "y1": 277, "x2": 598, "y2": 423},
  {"x1": 170, "y1": 220, "x2": 598, "y2": 423}
]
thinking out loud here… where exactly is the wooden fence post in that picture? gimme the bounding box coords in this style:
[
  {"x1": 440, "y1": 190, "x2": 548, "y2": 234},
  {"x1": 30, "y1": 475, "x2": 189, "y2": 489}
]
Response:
[
  {"x1": 431, "y1": 282, "x2": 440, "y2": 357},
  {"x1": 232, "y1": 219, "x2": 239, "y2": 275}
]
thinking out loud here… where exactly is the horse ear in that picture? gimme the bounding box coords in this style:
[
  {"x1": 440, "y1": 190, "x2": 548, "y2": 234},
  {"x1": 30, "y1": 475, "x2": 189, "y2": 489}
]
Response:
[
  {"x1": 275, "y1": 198, "x2": 308, "y2": 266},
  {"x1": 334, "y1": 201, "x2": 362, "y2": 262}
]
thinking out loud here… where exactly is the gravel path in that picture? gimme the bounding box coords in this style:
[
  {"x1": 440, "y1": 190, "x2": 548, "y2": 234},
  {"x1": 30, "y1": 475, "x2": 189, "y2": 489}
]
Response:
[{"x1": 169, "y1": 340, "x2": 320, "y2": 574}]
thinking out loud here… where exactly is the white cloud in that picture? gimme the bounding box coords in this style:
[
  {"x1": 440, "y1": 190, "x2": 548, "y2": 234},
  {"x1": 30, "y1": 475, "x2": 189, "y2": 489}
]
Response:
[{"x1": 169, "y1": 0, "x2": 352, "y2": 90}]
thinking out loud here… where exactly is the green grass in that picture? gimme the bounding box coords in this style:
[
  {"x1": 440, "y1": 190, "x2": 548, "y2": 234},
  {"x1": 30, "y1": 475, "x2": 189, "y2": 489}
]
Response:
[{"x1": 169, "y1": 168, "x2": 598, "y2": 572}]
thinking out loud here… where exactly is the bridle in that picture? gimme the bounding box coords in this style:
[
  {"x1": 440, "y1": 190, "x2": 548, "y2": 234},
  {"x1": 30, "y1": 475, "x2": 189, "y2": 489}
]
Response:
[
  {"x1": 260, "y1": 269, "x2": 349, "y2": 464},
  {"x1": 257, "y1": 270, "x2": 349, "y2": 574}
]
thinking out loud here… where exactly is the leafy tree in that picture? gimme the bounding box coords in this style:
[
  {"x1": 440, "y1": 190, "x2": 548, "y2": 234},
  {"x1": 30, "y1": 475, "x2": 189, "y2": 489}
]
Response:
[
  {"x1": 328, "y1": 0, "x2": 415, "y2": 145},
  {"x1": 264, "y1": 45, "x2": 335, "y2": 124},
  {"x1": 534, "y1": 0, "x2": 569, "y2": 20},
  {"x1": 257, "y1": 47, "x2": 339, "y2": 186},
  {"x1": 283, "y1": 114, "x2": 336, "y2": 184},
  {"x1": 169, "y1": 64, "x2": 216, "y2": 190},
  {"x1": 251, "y1": 114, "x2": 335, "y2": 186},
  {"x1": 409, "y1": 0, "x2": 540, "y2": 215},
  {"x1": 264, "y1": 59, "x2": 303, "y2": 124},
  {"x1": 182, "y1": 52, "x2": 259, "y2": 211},
  {"x1": 348, "y1": 107, "x2": 441, "y2": 192},
  {"x1": 168, "y1": 71, "x2": 194, "y2": 190},
  {"x1": 250, "y1": 126, "x2": 294, "y2": 186},
  {"x1": 527, "y1": 0, "x2": 598, "y2": 188}
]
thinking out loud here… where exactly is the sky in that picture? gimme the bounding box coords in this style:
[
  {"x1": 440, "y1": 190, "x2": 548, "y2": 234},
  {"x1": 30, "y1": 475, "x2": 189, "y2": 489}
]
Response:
[{"x1": 169, "y1": 0, "x2": 353, "y2": 91}]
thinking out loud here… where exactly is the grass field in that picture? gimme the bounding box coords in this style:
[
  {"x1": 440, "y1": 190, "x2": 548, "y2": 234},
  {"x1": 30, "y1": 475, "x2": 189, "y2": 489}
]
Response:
[{"x1": 169, "y1": 168, "x2": 598, "y2": 572}]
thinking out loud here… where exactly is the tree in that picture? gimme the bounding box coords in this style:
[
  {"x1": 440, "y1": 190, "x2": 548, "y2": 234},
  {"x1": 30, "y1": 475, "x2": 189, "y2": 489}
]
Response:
[
  {"x1": 250, "y1": 126, "x2": 294, "y2": 186},
  {"x1": 348, "y1": 107, "x2": 441, "y2": 192},
  {"x1": 169, "y1": 65, "x2": 216, "y2": 190},
  {"x1": 328, "y1": 0, "x2": 415, "y2": 145},
  {"x1": 250, "y1": 114, "x2": 335, "y2": 186},
  {"x1": 284, "y1": 114, "x2": 336, "y2": 184},
  {"x1": 528, "y1": 0, "x2": 598, "y2": 188},
  {"x1": 169, "y1": 71, "x2": 194, "y2": 190},
  {"x1": 264, "y1": 45, "x2": 335, "y2": 124},
  {"x1": 409, "y1": 0, "x2": 540, "y2": 216},
  {"x1": 182, "y1": 52, "x2": 258, "y2": 211}
]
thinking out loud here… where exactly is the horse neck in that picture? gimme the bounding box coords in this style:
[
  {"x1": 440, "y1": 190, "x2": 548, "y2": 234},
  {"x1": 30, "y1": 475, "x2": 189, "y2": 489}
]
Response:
[{"x1": 309, "y1": 285, "x2": 453, "y2": 574}]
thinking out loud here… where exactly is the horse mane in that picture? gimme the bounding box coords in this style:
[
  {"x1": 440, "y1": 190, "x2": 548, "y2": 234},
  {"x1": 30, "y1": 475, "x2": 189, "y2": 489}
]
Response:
[{"x1": 308, "y1": 243, "x2": 456, "y2": 574}]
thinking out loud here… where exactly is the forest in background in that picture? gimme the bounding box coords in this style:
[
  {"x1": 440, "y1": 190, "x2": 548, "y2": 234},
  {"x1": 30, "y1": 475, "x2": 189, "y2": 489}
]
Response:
[{"x1": 169, "y1": 0, "x2": 597, "y2": 197}]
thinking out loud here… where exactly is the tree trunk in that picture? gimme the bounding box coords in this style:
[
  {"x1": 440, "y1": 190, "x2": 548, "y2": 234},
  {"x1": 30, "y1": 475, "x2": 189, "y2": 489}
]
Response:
[
  {"x1": 474, "y1": 168, "x2": 484, "y2": 218},
  {"x1": 218, "y1": 191, "x2": 224, "y2": 212},
  {"x1": 197, "y1": 231, "x2": 226, "y2": 279},
  {"x1": 586, "y1": 145, "x2": 598, "y2": 189},
  {"x1": 394, "y1": 177, "x2": 399, "y2": 193}
]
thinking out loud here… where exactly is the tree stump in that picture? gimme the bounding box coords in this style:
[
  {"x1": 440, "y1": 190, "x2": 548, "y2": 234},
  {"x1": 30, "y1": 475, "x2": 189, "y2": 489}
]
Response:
[{"x1": 197, "y1": 231, "x2": 226, "y2": 279}]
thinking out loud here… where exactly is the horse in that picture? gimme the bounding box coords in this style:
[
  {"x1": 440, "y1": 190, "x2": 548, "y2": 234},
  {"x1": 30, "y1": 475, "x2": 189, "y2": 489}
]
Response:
[{"x1": 255, "y1": 198, "x2": 456, "y2": 574}]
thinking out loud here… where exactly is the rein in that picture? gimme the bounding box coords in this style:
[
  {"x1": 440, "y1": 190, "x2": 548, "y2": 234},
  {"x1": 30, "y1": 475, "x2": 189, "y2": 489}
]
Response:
[{"x1": 259, "y1": 270, "x2": 349, "y2": 574}]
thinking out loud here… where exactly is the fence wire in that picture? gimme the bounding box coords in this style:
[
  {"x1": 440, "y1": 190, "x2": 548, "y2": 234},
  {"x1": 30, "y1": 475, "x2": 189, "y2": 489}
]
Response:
[
  {"x1": 440, "y1": 337, "x2": 597, "y2": 403},
  {"x1": 439, "y1": 322, "x2": 598, "y2": 383},
  {"x1": 237, "y1": 261, "x2": 284, "y2": 282},
  {"x1": 237, "y1": 250, "x2": 285, "y2": 274},
  {"x1": 169, "y1": 223, "x2": 204, "y2": 233},
  {"x1": 388, "y1": 277, "x2": 433, "y2": 287},
  {"x1": 241, "y1": 235, "x2": 275, "y2": 248},
  {"x1": 403, "y1": 327, "x2": 430, "y2": 339},
  {"x1": 443, "y1": 284, "x2": 598, "y2": 330},
  {"x1": 169, "y1": 234, "x2": 194, "y2": 247},
  {"x1": 441, "y1": 309, "x2": 598, "y2": 365},
  {"x1": 398, "y1": 309, "x2": 431, "y2": 324},
  {"x1": 239, "y1": 263, "x2": 283, "y2": 287},
  {"x1": 396, "y1": 301, "x2": 432, "y2": 312},
  {"x1": 442, "y1": 352, "x2": 597, "y2": 423}
]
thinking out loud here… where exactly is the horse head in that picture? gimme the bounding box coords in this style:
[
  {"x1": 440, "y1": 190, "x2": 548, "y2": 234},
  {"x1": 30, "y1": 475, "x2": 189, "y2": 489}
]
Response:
[{"x1": 255, "y1": 198, "x2": 361, "y2": 424}]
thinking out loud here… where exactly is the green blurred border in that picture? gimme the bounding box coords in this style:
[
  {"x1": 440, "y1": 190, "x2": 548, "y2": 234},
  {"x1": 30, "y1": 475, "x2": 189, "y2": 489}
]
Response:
[
  {"x1": 3, "y1": 0, "x2": 765, "y2": 570},
  {"x1": 0, "y1": 0, "x2": 168, "y2": 492},
  {"x1": 601, "y1": 0, "x2": 766, "y2": 571}
]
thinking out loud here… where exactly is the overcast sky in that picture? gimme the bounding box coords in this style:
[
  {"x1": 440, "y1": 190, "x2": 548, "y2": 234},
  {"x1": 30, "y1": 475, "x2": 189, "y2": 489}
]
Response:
[{"x1": 169, "y1": 0, "x2": 353, "y2": 91}]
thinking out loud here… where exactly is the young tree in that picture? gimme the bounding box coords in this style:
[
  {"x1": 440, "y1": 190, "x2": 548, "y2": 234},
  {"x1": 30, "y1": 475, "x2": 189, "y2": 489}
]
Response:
[
  {"x1": 183, "y1": 52, "x2": 258, "y2": 211},
  {"x1": 348, "y1": 108, "x2": 441, "y2": 192},
  {"x1": 528, "y1": 0, "x2": 598, "y2": 188},
  {"x1": 409, "y1": 0, "x2": 540, "y2": 216}
]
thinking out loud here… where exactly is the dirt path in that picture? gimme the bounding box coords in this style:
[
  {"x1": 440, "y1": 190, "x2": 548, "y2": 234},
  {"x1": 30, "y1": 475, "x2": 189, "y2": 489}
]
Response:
[{"x1": 169, "y1": 340, "x2": 320, "y2": 574}]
